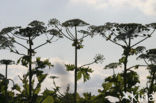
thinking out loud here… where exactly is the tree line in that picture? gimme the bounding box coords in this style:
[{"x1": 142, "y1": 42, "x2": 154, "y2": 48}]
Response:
[{"x1": 0, "y1": 19, "x2": 156, "y2": 103}]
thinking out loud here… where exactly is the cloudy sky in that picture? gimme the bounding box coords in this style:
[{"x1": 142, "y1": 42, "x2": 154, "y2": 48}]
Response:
[{"x1": 0, "y1": 0, "x2": 156, "y2": 101}]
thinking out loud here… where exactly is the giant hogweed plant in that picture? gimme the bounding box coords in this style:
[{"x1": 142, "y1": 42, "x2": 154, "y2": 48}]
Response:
[
  {"x1": 0, "y1": 20, "x2": 62, "y2": 103},
  {"x1": 90, "y1": 23, "x2": 156, "y2": 102},
  {"x1": 48, "y1": 18, "x2": 104, "y2": 103},
  {"x1": 137, "y1": 48, "x2": 156, "y2": 103},
  {"x1": 12, "y1": 57, "x2": 59, "y2": 103}
]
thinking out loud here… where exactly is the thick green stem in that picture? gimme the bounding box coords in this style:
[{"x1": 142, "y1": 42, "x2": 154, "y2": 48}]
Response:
[
  {"x1": 5, "y1": 64, "x2": 8, "y2": 80},
  {"x1": 122, "y1": 37, "x2": 131, "y2": 102},
  {"x1": 5, "y1": 64, "x2": 8, "y2": 103},
  {"x1": 123, "y1": 55, "x2": 128, "y2": 92},
  {"x1": 28, "y1": 36, "x2": 32, "y2": 103},
  {"x1": 148, "y1": 72, "x2": 155, "y2": 103},
  {"x1": 74, "y1": 26, "x2": 78, "y2": 103}
]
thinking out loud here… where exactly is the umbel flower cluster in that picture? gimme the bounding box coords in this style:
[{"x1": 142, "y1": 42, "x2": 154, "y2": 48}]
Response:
[{"x1": 0, "y1": 19, "x2": 156, "y2": 103}]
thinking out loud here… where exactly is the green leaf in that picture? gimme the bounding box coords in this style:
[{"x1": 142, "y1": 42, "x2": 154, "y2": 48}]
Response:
[
  {"x1": 78, "y1": 67, "x2": 93, "y2": 82},
  {"x1": 77, "y1": 72, "x2": 82, "y2": 81},
  {"x1": 119, "y1": 57, "x2": 126, "y2": 64},
  {"x1": 42, "y1": 89, "x2": 55, "y2": 96},
  {"x1": 12, "y1": 84, "x2": 21, "y2": 92},
  {"x1": 66, "y1": 64, "x2": 75, "y2": 71},
  {"x1": 37, "y1": 74, "x2": 47, "y2": 83},
  {"x1": 42, "y1": 96, "x2": 54, "y2": 103},
  {"x1": 17, "y1": 57, "x2": 22, "y2": 64}
]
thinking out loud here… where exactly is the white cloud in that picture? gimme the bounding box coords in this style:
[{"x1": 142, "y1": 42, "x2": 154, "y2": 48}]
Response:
[
  {"x1": 69, "y1": 0, "x2": 156, "y2": 16},
  {"x1": 0, "y1": 57, "x2": 156, "y2": 103},
  {"x1": 0, "y1": 57, "x2": 74, "y2": 94}
]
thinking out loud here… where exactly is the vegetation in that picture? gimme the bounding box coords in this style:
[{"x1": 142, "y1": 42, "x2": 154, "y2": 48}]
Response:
[
  {"x1": 0, "y1": 20, "x2": 156, "y2": 103},
  {"x1": 89, "y1": 23, "x2": 156, "y2": 102}
]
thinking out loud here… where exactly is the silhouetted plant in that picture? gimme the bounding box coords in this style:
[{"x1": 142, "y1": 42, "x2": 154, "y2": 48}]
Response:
[
  {"x1": 1, "y1": 19, "x2": 156, "y2": 103},
  {"x1": 137, "y1": 48, "x2": 156, "y2": 103},
  {"x1": 0, "y1": 29, "x2": 14, "y2": 49},
  {"x1": 0, "y1": 59, "x2": 14, "y2": 103},
  {"x1": 66, "y1": 54, "x2": 104, "y2": 82},
  {"x1": 90, "y1": 23, "x2": 156, "y2": 102},
  {"x1": 48, "y1": 18, "x2": 94, "y2": 103},
  {"x1": 0, "y1": 20, "x2": 62, "y2": 103},
  {"x1": 12, "y1": 57, "x2": 55, "y2": 103},
  {"x1": 105, "y1": 62, "x2": 121, "y2": 75},
  {"x1": 0, "y1": 59, "x2": 15, "y2": 79}
]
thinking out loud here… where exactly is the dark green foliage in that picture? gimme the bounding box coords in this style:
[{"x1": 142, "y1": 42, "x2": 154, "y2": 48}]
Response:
[
  {"x1": 1, "y1": 20, "x2": 156, "y2": 103},
  {"x1": 89, "y1": 22, "x2": 156, "y2": 102},
  {"x1": 0, "y1": 20, "x2": 62, "y2": 103},
  {"x1": 50, "y1": 18, "x2": 93, "y2": 103},
  {"x1": 65, "y1": 54, "x2": 104, "y2": 82},
  {"x1": 13, "y1": 20, "x2": 47, "y2": 38},
  {"x1": 66, "y1": 64, "x2": 93, "y2": 82},
  {"x1": 0, "y1": 27, "x2": 15, "y2": 49},
  {"x1": 12, "y1": 58, "x2": 54, "y2": 103},
  {"x1": 138, "y1": 48, "x2": 156, "y2": 103},
  {"x1": 99, "y1": 71, "x2": 140, "y2": 103},
  {"x1": 0, "y1": 74, "x2": 15, "y2": 103}
]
